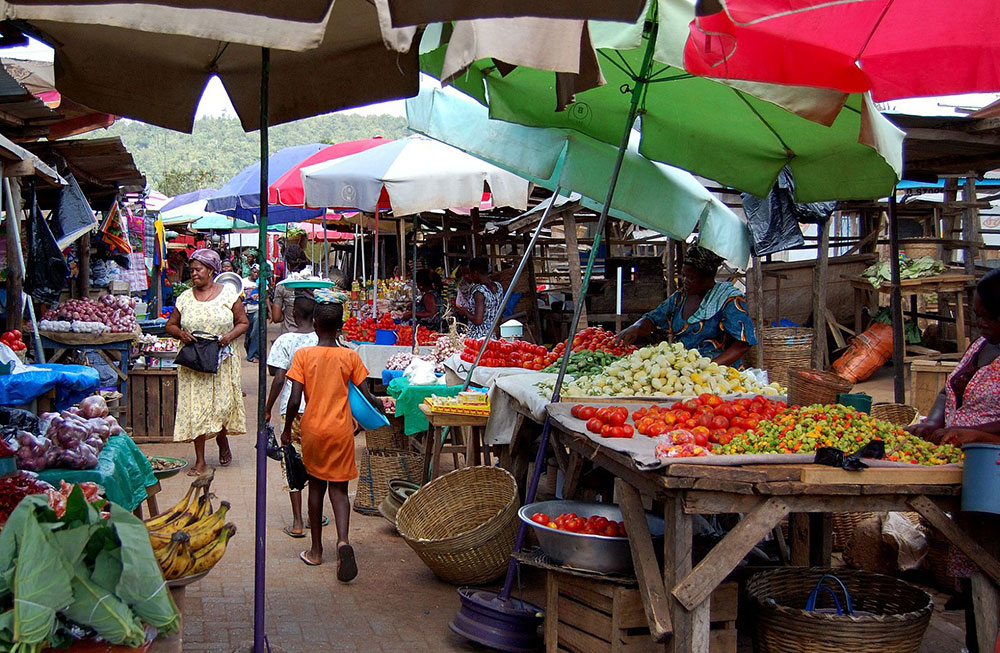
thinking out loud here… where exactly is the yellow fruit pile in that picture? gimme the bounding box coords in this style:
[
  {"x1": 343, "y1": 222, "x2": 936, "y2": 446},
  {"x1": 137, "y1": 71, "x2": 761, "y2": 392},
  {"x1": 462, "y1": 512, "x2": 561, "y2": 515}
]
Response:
[{"x1": 145, "y1": 472, "x2": 236, "y2": 581}]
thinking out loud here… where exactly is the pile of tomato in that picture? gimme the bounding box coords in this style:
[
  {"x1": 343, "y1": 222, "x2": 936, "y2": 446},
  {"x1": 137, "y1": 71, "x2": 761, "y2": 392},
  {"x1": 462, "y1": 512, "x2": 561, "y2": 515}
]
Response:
[
  {"x1": 570, "y1": 404, "x2": 635, "y2": 438},
  {"x1": 529, "y1": 511, "x2": 627, "y2": 538},
  {"x1": 632, "y1": 394, "x2": 786, "y2": 447},
  {"x1": 548, "y1": 326, "x2": 636, "y2": 360},
  {"x1": 1, "y1": 330, "x2": 24, "y2": 352},
  {"x1": 460, "y1": 338, "x2": 552, "y2": 369},
  {"x1": 394, "y1": 324, "x2": 439, "y2": 346},
  {"x1": 344, "y1": 315, "x2": 408, "y2": 343}
]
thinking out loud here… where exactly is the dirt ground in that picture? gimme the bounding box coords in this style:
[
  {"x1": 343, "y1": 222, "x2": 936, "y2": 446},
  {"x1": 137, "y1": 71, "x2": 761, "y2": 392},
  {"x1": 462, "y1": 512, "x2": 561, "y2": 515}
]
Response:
[{"x1": 138, "y1": 341, "x2": 969, "y2": 652}]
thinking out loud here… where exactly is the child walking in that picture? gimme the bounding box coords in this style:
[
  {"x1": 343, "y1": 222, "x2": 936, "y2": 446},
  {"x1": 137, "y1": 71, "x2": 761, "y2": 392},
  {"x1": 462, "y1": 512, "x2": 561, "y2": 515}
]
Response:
[
  {"x1": 282, "y1": 292, "x2": 384, "y2": 580},
  {"x1": 264, "y1": 295, "x2": 320, "y2": 538}
]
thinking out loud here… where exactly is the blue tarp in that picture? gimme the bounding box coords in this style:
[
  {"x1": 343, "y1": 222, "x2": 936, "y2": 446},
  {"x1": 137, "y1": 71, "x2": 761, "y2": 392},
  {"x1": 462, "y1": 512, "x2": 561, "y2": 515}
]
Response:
[{"x1": 0, "y1": 364, "x2": 100, "y2": 409}]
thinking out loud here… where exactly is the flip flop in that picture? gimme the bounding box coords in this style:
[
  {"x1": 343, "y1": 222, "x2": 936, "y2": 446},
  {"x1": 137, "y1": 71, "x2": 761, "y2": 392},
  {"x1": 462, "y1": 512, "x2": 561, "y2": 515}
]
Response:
[
  {"x1": 283, "y1": 526, "x2": 306, "y2": 539},
  {"x1": 337, "y1": 544, "x2": 358, "y2": 583},
  {"x1": 304, "y1": 516, "x2": 330, "y2": 529},
  {"x1": 299, "y1": 551, "x2": 321, "y2": 566},
  {"x1": 218, "y1": 450, "x2": 233, "y2": 467}
]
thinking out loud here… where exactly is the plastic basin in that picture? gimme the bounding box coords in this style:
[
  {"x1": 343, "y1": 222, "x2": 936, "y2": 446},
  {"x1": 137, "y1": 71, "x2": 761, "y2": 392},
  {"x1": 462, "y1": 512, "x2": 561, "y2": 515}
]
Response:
[
  {"x1": 962, "y1": 443, "x2": 1000, "y2": 513},
  {"x1": 349, "y1": 383, "x2": 389, "y2": 430}
]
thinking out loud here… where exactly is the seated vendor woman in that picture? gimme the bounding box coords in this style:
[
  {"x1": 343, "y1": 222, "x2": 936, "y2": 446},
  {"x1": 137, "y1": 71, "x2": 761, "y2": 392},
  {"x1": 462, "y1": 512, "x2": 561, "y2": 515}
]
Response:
[
  {"x1": 614, "y1": 246, "x2": 757, "y2": 366},
  {"x1": 401, "y1": 269, "x2": 444, "y2": 332},
  {"x1": 907, "y1": 269, "x2": 1000, "y2": 446}
]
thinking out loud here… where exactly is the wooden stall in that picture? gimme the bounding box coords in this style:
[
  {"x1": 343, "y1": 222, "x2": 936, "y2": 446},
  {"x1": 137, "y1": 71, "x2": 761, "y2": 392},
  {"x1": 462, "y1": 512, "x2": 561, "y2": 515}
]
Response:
[{"x1": 127, "y1": 366, "x2": 178, "y2": 443}]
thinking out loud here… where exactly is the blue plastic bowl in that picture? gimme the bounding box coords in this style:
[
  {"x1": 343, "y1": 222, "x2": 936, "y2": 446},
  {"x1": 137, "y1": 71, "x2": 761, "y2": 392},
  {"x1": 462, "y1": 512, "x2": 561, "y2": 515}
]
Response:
[
  {"x1": 349, "y1": 383, "x2": 390, "y2": 430},
  {"x1": 375, "y1": 329, "x2": 398, "y2": 345}
]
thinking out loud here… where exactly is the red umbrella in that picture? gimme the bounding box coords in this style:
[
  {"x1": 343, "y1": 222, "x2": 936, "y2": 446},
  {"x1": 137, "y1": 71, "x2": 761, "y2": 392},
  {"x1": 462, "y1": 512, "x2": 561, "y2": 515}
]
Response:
[
  {"x1": 267, "y1": 136, "x2": 393, "y2": 207},
  {"x1": 683, "y1": 0, "x2": 1000, "y2": 102}
]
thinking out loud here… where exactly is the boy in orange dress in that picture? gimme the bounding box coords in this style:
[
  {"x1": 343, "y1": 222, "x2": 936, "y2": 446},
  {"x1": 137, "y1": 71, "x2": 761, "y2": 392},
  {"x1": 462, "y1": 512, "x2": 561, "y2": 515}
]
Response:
[{"x1": 282, "y1": 294, "x2": 385, "y2": 580}]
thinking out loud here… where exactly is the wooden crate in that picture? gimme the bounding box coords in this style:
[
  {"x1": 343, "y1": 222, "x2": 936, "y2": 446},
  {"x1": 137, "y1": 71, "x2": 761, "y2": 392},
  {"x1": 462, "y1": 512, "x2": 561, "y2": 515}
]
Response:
[
  {"x1": 910, "y1": 358, "x2": 958, "y2": 415},
  {"x1": 545, "y1": 572, "x2": 737, "y2": 653},
  {"x1": 127, "y1": 367, "x2": 178, "y2": 443}
]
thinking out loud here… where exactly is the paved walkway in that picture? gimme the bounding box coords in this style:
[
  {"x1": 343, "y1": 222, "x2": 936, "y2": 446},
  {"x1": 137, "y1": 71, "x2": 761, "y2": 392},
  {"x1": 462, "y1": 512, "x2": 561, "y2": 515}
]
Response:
[{"x1": 141, "y1": 353, "x2": 540, "y2": 652}]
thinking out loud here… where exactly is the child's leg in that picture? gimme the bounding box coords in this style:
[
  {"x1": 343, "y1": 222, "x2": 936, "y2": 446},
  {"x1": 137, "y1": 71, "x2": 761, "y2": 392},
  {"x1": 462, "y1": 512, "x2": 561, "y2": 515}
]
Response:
[
  {"x1": 289, "y1": 490, "x2": 303, "y2": 531},
  {"x1": 286, "y1": 415, "x2": 305, "y2": 533},
  {"x1": 303, "y1": 477, "x2": 327, "y2": 564},
  {"x1": 327, "y1": 481, "x2": 351, "y2": 547}
]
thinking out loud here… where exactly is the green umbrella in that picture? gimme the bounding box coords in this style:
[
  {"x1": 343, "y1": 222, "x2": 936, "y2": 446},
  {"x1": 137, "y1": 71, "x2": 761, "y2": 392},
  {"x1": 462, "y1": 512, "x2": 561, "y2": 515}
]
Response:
[
  {"x1": 406, "y1": 87, "x2": 752, "y2": 266},
  {"x1": 190, "y1": 215, "x2": 256, "y2": 230},
  {"x1": 421, "y1": 3, "x2": 904, "y2": 202}
]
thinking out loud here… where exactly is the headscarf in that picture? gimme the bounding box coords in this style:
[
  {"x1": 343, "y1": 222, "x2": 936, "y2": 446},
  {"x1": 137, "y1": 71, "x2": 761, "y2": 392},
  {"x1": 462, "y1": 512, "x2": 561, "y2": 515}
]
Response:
[
  {"x1": 313, "y1": 288, "x2": 349, "y2": 305},
  {"x1": 683, "y1": 245, "x2": 724, "y2": 277},
  {"x1": 190, "y1": 248, "x2": 221, "y2": 274}
]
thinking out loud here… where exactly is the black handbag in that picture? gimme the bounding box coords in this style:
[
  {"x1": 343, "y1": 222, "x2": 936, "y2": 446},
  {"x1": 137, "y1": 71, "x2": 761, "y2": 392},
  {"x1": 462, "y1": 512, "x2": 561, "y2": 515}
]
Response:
[
  {"x1": 174, "y1": 331, "x2": 221, "y2": 373},
  {"x1": 282, "y1": 443, "x2": 308, "y2": 491},
  {"x1": 260, "y1": 424, "x2": 282, "y2": 461}
]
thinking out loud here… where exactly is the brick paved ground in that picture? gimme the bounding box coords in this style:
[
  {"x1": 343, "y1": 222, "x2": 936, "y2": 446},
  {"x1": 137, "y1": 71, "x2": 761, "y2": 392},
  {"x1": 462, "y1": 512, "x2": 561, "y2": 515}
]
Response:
[{"x1": 141, "y1": 352, "x2": 544, "y2": 653}]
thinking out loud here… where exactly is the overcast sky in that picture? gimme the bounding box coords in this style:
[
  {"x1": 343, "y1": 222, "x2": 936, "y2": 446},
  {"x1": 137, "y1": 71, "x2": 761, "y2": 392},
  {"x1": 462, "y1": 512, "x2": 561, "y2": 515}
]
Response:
[{"x1": 3, "y1": 36, "x2": 997, "y2": 123}]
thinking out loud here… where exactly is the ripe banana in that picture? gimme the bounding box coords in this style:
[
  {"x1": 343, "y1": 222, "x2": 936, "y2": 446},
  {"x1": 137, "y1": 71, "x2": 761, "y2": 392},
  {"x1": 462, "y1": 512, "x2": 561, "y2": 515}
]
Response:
[
  {"x1": 161, "y1": 531, "x2": 197, "y2": 580},
  {"x1": 153, "y1": 532, "x2": 180, "y2": 568},
  {"x1": 148, "y1": 494, "x2": 206, "y2": 536},
  {"x1": 190, "y1": 523, "x2": 236, "y2": 575},
  {"x1": 144, "y1": 483, "x2": 196, "y2": 530},
  {"x1": 187, "y1": 502, "x2": 231, "y2": 552}
]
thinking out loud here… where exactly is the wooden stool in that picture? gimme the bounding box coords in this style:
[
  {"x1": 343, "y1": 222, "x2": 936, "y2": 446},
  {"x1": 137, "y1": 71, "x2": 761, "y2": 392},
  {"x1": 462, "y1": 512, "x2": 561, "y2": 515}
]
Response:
[
  {"x1": 133, "y1": 481, "x2": 163, "y2": 520},
  {"x1": 418, "y1": 404, "x2": 490, "y2": 483}
]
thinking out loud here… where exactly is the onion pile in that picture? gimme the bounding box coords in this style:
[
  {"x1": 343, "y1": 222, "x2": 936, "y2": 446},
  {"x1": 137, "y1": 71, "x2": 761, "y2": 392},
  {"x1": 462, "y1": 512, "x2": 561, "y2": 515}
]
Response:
[
  {"x1": 6, "y1": 396, "x2": 124, "y2": 471},
  {"x1": 42, "y1": 295, "x2": 138, "y2": 333},
  {"x1": 385, "y1": 352, "x2": 415, "y2": 371}
]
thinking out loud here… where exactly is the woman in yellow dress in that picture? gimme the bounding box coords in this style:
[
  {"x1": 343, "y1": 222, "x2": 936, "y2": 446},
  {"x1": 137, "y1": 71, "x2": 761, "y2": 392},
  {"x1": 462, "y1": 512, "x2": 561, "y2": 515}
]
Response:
[{"x1": 166, "y1": 248, "x2": 249, "y2": 474}]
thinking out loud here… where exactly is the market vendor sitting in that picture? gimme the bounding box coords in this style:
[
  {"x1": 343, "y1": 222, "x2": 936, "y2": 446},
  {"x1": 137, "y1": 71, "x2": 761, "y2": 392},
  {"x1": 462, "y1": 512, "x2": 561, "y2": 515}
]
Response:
[
  {"x1": 401, "y1": 269, "x2": 444, "y2": 331},
  {"x1": 907, "y1": 269, "x2": 1000, "y2": 446},
  {"x1": 615, "y1": 246, "x2": 757, "y2": 366}
]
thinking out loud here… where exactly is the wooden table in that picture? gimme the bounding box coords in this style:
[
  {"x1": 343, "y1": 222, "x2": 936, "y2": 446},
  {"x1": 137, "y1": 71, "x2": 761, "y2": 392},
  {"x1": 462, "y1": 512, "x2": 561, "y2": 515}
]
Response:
[
  {"x1": 417, "y1": 404, "x2": 489, "y2": 482},
  {"x1": 845, "y1": 272, "x2": 974, "y2": 353},
  {"x1": 551, "y1": 422, "x2": 1000, "y2": 653}
]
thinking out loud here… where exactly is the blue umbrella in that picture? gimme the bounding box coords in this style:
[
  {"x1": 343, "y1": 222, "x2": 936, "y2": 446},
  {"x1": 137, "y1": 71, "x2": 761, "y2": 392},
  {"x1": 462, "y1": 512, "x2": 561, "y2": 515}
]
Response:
[
  {"x1": 158, "y1": 187, "x2": 217, "y2": 214},
  {"x1": 206, "y1": 143, "x2": 327, "y2": 223}
]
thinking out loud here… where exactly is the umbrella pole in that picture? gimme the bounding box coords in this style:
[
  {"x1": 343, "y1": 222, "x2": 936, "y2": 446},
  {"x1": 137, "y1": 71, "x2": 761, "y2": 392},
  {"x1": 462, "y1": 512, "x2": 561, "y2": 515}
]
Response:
[
  {"x1": 411, "y1": 215, "x2": 419, "y2": 353},
  {"x1": 888, "y1": 188, "x2": 905, "y2": 403},
  {"x1": 323, "y1": 217, "x2": 329, "y2": 279},
  {"x1": 253, "y1": 47, "x2": 270, "y2": 653}
]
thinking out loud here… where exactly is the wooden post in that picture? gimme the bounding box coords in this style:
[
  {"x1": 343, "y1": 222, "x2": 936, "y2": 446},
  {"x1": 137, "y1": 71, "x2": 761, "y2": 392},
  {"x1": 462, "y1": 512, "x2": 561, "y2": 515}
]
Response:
[
  {"x1": 752, "y1": 255, "x2": 765, "y2": 371},
  {"x1": 441, "y1": 214, "x2": 452, "y2": 277},
  {"x1": 664, "y1": 237, "x2": 675, "y2": 296},
  {"x1": 562, "y1": 211, "x2": 588, "y2": 328},
  {"x1": 888, "y1": 191, "x2": 906, "y2": 403},
  {"x1": 963, "y1": 177, "x2": 980, "y2": 276},
  {"x1": 523, "y1": 234, "x2": 542, "y2": 342},
  {"x1": 5, "y1": 177, "x2": 23, "y2": 332},
  {"x1": 942, "y1": 178, "x2": 959, "y2": 266},
  {"x1": 665, "y1": 495, "x2": 709, "y2": 652},
  {"x1": 812, "y1": 221, "x2": 829, "y2": 369},
  {"x1": 78, "y1": 232, "x2": 91, "y2": 297},
  {"x1": 470, "y1": 208, "x2": 481, "y2": 258},
  {"x1": 398, "y1": 218, "x2": 407, "y2": 280}
]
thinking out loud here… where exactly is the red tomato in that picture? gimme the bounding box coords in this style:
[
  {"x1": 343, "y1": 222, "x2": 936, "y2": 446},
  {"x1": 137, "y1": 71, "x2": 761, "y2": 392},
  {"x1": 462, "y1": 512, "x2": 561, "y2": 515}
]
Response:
[
  {"x1": 619, "y1": 424, "x2": 634, "y2": 438},
  {"x1": 602, "y1": 524, "x2": 620, "y2": 537},
  {"x1": 571, "y1": 405, "x2": 584, "y2": 419},
  {"x1": 601, "y1": 424, "x2": 615, "y2": 438},
  {"x1": 580, "y1": 406, "x2": 597, "y2": 420},
  {"x1": 715, "y1": 404, "x2": 735, "y2": 419},
  {"x1": 696, "y1": 412, "x2": 715, "y2": 428},
  {"x1": 586, "y1": 418, "x2": 604, "y2": 434},
  {"x1": 530, "y1": 512, "x2": 549, "y2": 525},
  {"x1": 673, "y1": 410, "x2": 692, "y2": 422},
  {"x1": 682, "y1": 399, "x2": 701, "y2": 413},
  {"x1": 731, "y1": 417, "x2": 746, "y2": 430},
  {"x1": 711, "y1": 416, "x2": 730, "y2": 430},
  {"x1": 609, "y1": 411, "x2": 627, "y2": 426},
  {"x1": 646, "y1": 423, "x2": 665, "y2": 437},
  {"x1": 693, "y1": 431, "x2": 709, "y2": 447},
  {"x1": 716, "y1": 432, "x2": 734, "y2": 445},
  {"x1": 744, "y1": 417, "x2": 760, "y2": 429},
  {"x1": 565, "y1": 518, "x2": 585, "y2": 532}
]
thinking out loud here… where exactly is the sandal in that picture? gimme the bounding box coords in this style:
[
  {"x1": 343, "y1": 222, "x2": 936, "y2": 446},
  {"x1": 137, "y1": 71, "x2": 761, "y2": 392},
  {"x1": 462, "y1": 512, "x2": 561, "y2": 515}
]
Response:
[
  {"x1": 299, "y1": 551, "x2": 321, "y2": 566},
  {"x1": 218, "y1": 449, "x2": 233, "y2": 467},
  {"x1": 304, "y1": 516, "x2": 329, "y2": 529},
  {"x1": 283, "y1": 526, "x2": 306, "y2": 539},
  {"x1": 337, "y1": 544, "x2": 357, "y2": 583}
]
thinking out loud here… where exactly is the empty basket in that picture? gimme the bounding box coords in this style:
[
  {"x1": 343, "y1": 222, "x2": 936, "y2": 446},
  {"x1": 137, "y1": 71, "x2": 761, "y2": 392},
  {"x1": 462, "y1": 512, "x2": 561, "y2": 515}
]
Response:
[{"x1": 788, "y1": 368, "x2": 853, "y2": 407}]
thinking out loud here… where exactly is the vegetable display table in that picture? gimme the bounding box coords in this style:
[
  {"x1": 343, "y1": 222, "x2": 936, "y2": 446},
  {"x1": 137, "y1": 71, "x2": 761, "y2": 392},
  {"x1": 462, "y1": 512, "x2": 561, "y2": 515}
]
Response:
[
  {"x1": 417, "y1": 403, "x2": 490, "y2": 482},
  {"x1": 38, "y1": 434, "x2": 158, "y2": 512},
  {"x1": 386, "y1": 377, "x2": 463, "y2": 436},
  {"x1": 0, "y1": 363, "x2": 99, "y2": 410},
  {"x1": 549, "y1": 419, "x2": 1000, "y2": 653}
]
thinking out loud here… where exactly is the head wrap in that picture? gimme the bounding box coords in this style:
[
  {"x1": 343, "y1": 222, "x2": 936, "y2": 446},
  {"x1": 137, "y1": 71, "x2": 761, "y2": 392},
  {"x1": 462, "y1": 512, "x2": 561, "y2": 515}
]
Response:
[
  {"x1": 190, "y1": 248, "x2": 221, "y2": 273},
  {"x1": 313, "y1": 288, "x2": 349, "y2": 305},
  {"x1": 683, "y1": 245, "x2": 724, "y2": 277}
]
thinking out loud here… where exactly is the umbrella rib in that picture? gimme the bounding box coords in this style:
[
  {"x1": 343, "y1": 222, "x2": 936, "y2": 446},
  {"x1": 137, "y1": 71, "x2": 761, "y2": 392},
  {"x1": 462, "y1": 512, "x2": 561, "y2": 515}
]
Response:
[
  {"x1": 857, "y1": 0, "x2": 895, "y2": 61},
  {"x1": 597, "y1": 49, "x2": 639, "y2": 81},
  {"x1": 733, "y1": 88, "x2": 794, "y2": 158}
]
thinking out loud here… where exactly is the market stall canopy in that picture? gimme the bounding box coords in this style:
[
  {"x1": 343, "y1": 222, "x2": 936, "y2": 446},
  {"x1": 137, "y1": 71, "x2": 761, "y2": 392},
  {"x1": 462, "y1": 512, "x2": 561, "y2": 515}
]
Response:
[
  {"x1": 205, "y1": 143, "x2": 326, "y2": 224},
  {"x1": 407, "y1": 88, "x2": 751, "y2": 266},
  {"x1": 683, "y1": 0, "x2": 1000, "y2": 102},
  {"x1": 158, "y1": 188, "x2": 217, "y2": 215},
  {"x1": 300, "y1": 134, "x2": 529, "y2": 216},
  {"x1": 887, "y1": 112, "x2": 1000, "y2": 179},
  {"x1": 144, "y1": 190, "x2": 169, "y2": 212},
  {"x1": 191, "y1": 215, "x2": 255, "y2": 231},
  {"x1": 421, "y1": 1, "x2": 905, "y2": 202},
  {"x1": 0, "y1": 131, "x2": 61, "y2": 186},
  {"x1": 25, "y1": 137, "x2": 143, "y2": 198},
  {"x1": 268, "y1": 137, "x2": 394, "y2": 207}
]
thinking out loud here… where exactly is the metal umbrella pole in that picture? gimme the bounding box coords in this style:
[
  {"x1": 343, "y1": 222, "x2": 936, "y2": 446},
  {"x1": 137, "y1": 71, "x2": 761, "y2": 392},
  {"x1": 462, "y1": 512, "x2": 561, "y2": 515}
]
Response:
[
  {"x1": 888, "y1": 188, "x2": 905, "y2": 403},
  {"x1": 411, "y1": 215, "x2": 419, "y2": 353},
  {"x1": 253, "y1": 47, "x2": 270, "y2": 653}
]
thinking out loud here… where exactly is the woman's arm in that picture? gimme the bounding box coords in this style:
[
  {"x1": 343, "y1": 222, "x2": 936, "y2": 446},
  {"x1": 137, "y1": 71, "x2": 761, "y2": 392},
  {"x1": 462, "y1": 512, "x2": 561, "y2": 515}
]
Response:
[
  {"x1": 269, "y1": 285, "x2": 284, "y2": 324},
  {"x1": 164, "y1": 305, "x2": 195, "y2": 344},
  {"x1": 358, "y1": 380, "x2": 386, "y2": 419},
  {"x1": 281, "y1": 381, "x2": 304, "y2": 444},
  {"x1": 615, "y1": 316, "x2": 656, "y2": 347},
  {"x1": 713, "y1": 341, "x2": 751, "y2": 367},
  {"x1": 905, "y1": 391, "x2": 946, "y2": 439},
  {"x1": 934, "y1": 428, "x2": 1000, "y2": 446},
  {"x1": 417, "y1": 293, "x2": 436, "y2": 319},
  {"x1": 470, "y1": 292, "x2": 486, "y2": 326},
  {"x1": 219, "y1": 298, "x2": 250, "y2": 347}
]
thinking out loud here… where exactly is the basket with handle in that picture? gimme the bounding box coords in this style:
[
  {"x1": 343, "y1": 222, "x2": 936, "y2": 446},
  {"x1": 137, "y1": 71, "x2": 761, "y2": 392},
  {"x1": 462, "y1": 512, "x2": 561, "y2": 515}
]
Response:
[
  {"x1": 870, "y1": 403, "x2": 919, "y2": 427},
  {"x1": 395, "y1": 465, "x2": 519, "y2": 585},
  {"x1": 788, "y1": 368, "x2": 854, "y2": 407},
  {"x1": 748, "y1": 567, "x2": 933, "y2": 653},
  {"x1": 352, "y1": 449, "x2": 422, "y2": 516}
]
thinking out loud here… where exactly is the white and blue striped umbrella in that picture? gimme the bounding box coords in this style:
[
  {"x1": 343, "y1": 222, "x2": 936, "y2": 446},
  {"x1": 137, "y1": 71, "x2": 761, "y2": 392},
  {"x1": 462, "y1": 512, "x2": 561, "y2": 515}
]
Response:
[{"x1": 300, "y1": 134, "x2": 529, "y2": 216}]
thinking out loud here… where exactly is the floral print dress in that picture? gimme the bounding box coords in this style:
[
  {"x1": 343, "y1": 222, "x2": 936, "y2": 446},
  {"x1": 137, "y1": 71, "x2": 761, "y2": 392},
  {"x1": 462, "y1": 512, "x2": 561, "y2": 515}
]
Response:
[{"x1": 172, "y1": 284, "x2": 247, "y2": 442}]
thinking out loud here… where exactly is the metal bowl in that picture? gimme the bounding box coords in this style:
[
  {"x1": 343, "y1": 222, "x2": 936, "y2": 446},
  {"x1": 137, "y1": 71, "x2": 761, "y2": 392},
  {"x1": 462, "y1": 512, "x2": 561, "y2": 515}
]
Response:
[
  {"x1": 518, "y1": 500, "x2": 664, "y2": 575},
  {"x1": 213, "y1": 271, "x2": 244, "y2": 295},
  {"x1": 149, "y1": 456, "x2": 188, "y2": 480}
]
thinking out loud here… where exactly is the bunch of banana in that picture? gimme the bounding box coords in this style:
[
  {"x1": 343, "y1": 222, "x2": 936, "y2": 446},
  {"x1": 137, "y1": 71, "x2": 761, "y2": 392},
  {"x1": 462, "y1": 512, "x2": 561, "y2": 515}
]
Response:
[{"x1": 146, "y1": 471, "x2": 236, "y2": 580}]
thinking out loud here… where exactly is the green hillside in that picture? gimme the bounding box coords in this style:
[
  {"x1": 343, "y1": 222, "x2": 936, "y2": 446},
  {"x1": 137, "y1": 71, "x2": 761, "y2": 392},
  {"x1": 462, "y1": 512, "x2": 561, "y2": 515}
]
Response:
[{"x1": 100, "y1": 113, "x2": 411, "y2": 195}]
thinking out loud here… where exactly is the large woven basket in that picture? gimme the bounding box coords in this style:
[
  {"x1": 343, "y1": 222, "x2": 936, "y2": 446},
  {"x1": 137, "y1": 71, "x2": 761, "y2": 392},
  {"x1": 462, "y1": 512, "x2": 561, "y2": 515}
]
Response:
[
  {"x1": 870, "y1": 403, "x2": 919, "y2": 427},
  {"x1": 353, "y1": 449, "x2": 422, "y2": 516},
  {"x1": 788, "y1": 368, "x2": 853, "y2": 407},
  {"x1": 748, "y1": 567, "x2": 933, "y2": 653},
  {"x1": 832, "y1": 511, "x2": 923, "y2": 551},
  {"x1": 364, "y1": 418, "x2": 409, "y2": 453},
  {"x1": 754, "y1": 327, "x2": 814, "y2": 387},
  {"x1": 395, "y1": 466, "x2": 519, "y2": 585}
]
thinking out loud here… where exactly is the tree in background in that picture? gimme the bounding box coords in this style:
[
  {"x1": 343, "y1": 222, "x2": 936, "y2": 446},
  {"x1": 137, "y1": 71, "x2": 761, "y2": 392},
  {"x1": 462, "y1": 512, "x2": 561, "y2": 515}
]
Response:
[{"x1": 159, "y1": 167, "x2": 221, "y2": 196}]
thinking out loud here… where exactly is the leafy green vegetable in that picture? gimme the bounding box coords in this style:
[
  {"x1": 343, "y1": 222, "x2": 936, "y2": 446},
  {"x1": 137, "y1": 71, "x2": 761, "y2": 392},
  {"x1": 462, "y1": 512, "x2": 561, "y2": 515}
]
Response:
[
  {"x1": 862, "y1": 256, "x2": 946, "y2": 289},
  {"x1": 63, "y1": 571, "x2": 147, "y2": 648}
]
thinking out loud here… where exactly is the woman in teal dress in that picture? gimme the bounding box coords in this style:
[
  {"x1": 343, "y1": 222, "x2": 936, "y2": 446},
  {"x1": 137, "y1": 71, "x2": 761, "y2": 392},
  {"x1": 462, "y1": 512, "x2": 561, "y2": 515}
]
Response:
[{"x1": 616, "y1": 246, "x2": 757, "y2": 366}]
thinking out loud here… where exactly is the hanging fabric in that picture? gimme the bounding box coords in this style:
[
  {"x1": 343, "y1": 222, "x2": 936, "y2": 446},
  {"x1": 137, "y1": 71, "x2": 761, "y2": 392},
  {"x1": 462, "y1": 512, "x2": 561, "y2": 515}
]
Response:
[{"x1": 96, "y1": 199, "x2": 132, "y2": 254}]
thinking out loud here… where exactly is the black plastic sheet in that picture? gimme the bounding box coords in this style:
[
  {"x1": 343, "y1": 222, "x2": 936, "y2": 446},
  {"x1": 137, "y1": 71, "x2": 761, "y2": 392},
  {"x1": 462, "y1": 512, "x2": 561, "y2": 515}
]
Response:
[
  {"x1": 814, "y1": 440, "x2": 886, "y2": 471},
  {"x1": 741, "y1": 168, "x2": 837, "y2": 256},
  {"x1": 24, "y1": 188, "x2": 69, "y2": 305}
]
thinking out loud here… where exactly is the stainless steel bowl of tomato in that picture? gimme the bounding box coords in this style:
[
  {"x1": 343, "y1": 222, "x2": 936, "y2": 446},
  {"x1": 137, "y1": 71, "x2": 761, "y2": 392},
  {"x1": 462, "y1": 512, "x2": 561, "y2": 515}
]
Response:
[{"x1": 518, "y1": 500, "x2": 665, "y2": 575}]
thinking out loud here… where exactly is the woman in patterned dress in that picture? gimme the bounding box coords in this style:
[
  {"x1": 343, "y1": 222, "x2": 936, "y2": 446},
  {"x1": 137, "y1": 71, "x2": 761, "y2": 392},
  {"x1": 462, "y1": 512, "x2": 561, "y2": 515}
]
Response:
[
  {"x1": 908, "y1": 268, "x2": 1000, "y2": 445},
  {"x1": 165, "y1": 249, "x2": 249, "y2": 474},
  {"x1": 454, "y1": 257, "x2": 504, "y2": 340},
  {"x1": 615, "y1": 246, "x2": 758, "y2": 366}
]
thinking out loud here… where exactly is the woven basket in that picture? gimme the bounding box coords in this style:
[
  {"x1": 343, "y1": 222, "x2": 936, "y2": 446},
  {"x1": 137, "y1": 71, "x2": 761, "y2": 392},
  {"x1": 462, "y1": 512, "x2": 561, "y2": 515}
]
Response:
[
  {"x1": 748, "y1": 567, "x2": 933, "y2": 653},
  {"x1": 788, "y1": 368, "x2": 854, "y2": 407},
  {"x1": 755, "y1": 327, "x2": 814, "y2": 388},
  {"x1": 364, "y1": 418, "x2": 409, "y2": 453},
  {"x1": 832, "y1": 512, "x2": 923, "y2": 551},
  {"x1": 353, "y1": 449, "x2": 422, "y2": 516},
  {"x1": 870, "y1": 403, "x2": 919, "y2": 427},
  {"x1": 395, "y1": 466, "x2": 519, "y2": 585},
  {"x1": 904, "y1": 241, "x2": 943, "y2": 261}
]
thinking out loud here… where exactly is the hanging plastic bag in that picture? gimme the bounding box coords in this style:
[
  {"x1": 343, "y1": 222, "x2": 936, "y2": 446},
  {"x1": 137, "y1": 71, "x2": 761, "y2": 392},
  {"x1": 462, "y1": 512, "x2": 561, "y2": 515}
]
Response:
[
  {"x1": 25, "y1": 187, "x2": 69, "y2": 304},
  {"x1": 741, "y1": 168, "x2": 836, "y2": 256}
]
